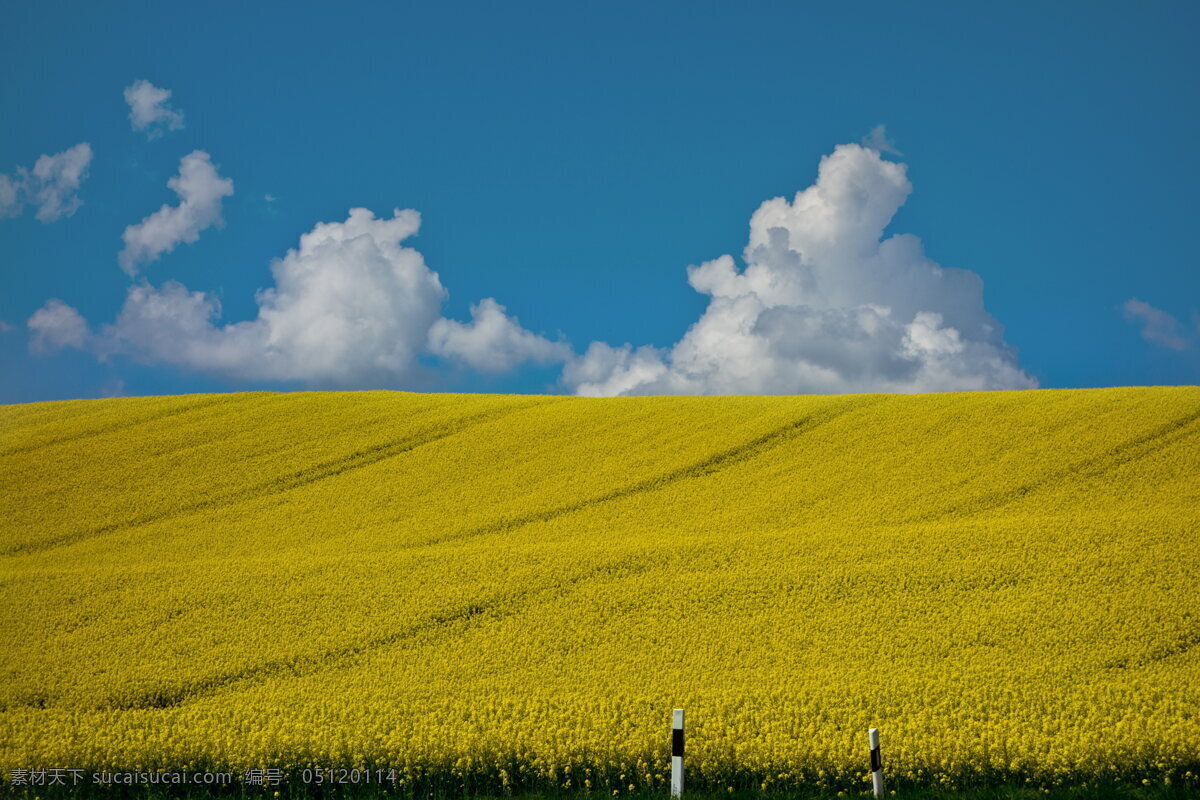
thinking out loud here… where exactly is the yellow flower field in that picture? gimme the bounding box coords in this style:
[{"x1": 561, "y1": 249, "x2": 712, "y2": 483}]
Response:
[{"x1": 1, "y1": 387, "x2": 1198, "y2": 792}]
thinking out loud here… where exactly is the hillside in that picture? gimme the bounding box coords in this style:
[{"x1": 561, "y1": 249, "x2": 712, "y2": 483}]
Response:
[{"x1": 1, "y1": 388, "x2": 1198, "y2": 792}]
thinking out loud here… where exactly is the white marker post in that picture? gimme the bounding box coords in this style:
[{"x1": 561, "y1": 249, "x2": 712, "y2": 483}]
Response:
[
  {"x1": 671, "y1": 709, "x2": 685, "y2": 798},
  {"x1": 868, "y1": 728, "x2": 884, "y2": 798}
]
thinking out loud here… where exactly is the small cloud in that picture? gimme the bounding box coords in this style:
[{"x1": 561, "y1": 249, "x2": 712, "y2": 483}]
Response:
[
  {"x1": 118, "y1": 150, "x2": 234, "y2": 275},
  {"x1": 0, "y1": 143, "x2": 94, "y2": 223},
  {"x1": 0, "y1": 175, "x2": 20, "y2": 218},
  {"x1": 28, "y1": 299, "x2": 91, "y2": 353},
  {"x1": 28, "y1": 144, "x2": 94, "y2": 222},
  {"x1": 429, "y1": 298, "x2": 570, "y2": 373},
  {"x1": 0, "y1": 320, "x2": 15, "y2": 333},
  {"x1": 124, "y1": 80, "x2": 185, "y2": 139},
  {"x1": 264, "y1": 193, "x2": 277, "y2": 203},
  {"x1": 1120, "y1": 298, "x2": 1190, "y2": 351},
  {"x1": 100, "y1": 378, "x2": 127, "y2": 398},
  {"x1": 862, "y1": 124, "x2": 902, "y2": 156}
]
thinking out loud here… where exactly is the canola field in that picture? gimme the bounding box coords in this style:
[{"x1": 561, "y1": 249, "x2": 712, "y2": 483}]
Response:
[{"x1": 1, "y1": 387, "x2": 1198, "y2": 793}]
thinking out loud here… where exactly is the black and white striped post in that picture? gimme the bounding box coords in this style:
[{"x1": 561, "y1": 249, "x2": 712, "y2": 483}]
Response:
[
  {"x1": 671, "y1": 709, "x2": 685, "y2": 798},
  {"x1": 868, "y1": 728, "x2": 884, "y2": 798}
]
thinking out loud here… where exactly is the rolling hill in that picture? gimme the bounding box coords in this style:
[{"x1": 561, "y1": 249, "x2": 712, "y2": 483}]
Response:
[{"x1": 2, "y1": 388, "x2": 1198, "y2": 792}]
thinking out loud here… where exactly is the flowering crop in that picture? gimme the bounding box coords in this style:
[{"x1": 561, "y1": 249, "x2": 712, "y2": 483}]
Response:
[{"x1": 1, "y1": 387, "x2": 1197, "y2": 792}]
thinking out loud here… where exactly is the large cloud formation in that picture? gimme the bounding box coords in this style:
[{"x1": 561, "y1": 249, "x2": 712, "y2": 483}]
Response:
[
  {"x1": 119, "y1": 151, "x2": 234, "y2": 274},
  {"x1": 563, "y1": 143, "x2": 1036, "y2": 395},
  {"x1": 35, "y1": 208, "x2": 565, "y2": 385},
  {"x1": 30, "y1": 141, "x2": 1036, "y2": 394},
  {"x1": 0, "y1": 143, "x2": 93, "y2": 223}
]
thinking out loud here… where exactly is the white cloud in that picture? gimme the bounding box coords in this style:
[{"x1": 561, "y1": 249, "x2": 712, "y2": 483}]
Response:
[
  {"x1": 0, "y1": 320, "x2": 15, "y2": 333},
  {"x1": 429, "y1": 298, "x2": 569, "y2": 373},
  {"x1": 101, "y1": 378, "x2": 127, "y2": 398},
  {"x1": 0, "y1": 174, "x2": 20, "y2": 218},
  {"x1": 862, "y1": 124, "x2": 902, "y2": 156},
  {"x1": 28, "y1": 142, "x2": 1036, "y2": 395},
  {"x1": 102, "y1": 208, "x2": 441, "y2": 382},
  {"x1": 563, "y1": 143, "x2": 1036, "y2": 396},
  {"x1": 73, "y1": 208, "x2": 561, "y2": 385},
  {"x1": 124, "y1": 80, "x2": 185, "y2": 139},
  {"x1": 561, "y1": 342, "x2": 672, "y2": 397},
  {"x1": 28, "y1": 299, "x2": 91, "y2": 353},
  {"x1": 118, "y1": 150, "x2": 233, "y2": 274},
  {"x1": 29, "y1": 144, "x2": 94, "y2": 222},
  {"x1": 1121, "y1": 299, "x2": 1190, "y2": 351},
  {"x1": 0, "y1": 143, "x2": 93, "y2": 223}
]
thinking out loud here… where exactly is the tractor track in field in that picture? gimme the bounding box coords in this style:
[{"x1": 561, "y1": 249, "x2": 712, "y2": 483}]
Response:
[
  {"x1": 418, "y1": 397, "x2": 882, "y2": 550},
  {"x1": 0, "y1": 393, "x2": 269, "y2": 459},
  {"x1": 4, "y1": 400, "x2": 562, "y2": 558},
  {"x1": 909, "y1": 404, "x2": 1200, "y2": 524},
  {"x1": 89, "y1": 555, "x2": 656, "y2": 711}
]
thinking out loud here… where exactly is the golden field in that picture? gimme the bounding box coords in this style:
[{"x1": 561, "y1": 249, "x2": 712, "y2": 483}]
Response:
[{"x1": 1, "y1": 387, "x2": 1198, "y2": 792}]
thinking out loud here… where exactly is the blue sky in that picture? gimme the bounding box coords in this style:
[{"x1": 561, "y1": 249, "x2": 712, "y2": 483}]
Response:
[{"x1": 2, "y1": 0, "x2": 1197, "y2": 403}]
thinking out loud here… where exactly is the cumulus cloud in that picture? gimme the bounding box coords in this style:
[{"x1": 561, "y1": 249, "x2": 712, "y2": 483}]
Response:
[
  {"x1": 124, "y1": 80, "x2": 185, "y2": 139},
  {"x1": 28, "y1": 299, "x2": 91, "y2": 353},
  {"x1": 0, "y1": 143, "x2": 93, "y2": 223},
  {"x1": 563, "y1": 143, "x2": 1036, "y2": 396},
  {"x1": 44, "y1": 208, "x2": 562, "y2": 385},
  {"x1": 1120, "y1": 299, "x2": 1190, "y2": 351},
  {"x1": 429, "y1": 298, "x2": 569, "y2": 372},
  {"x1": 29, "y1": 143, "x2": 1036, "y2": 395},
  {"x1": 101, "y1": 208, "x2": 442, "y2": 382},
  {"x1": 119, "y1": 150, "x2": 233, "y2": 274}
]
